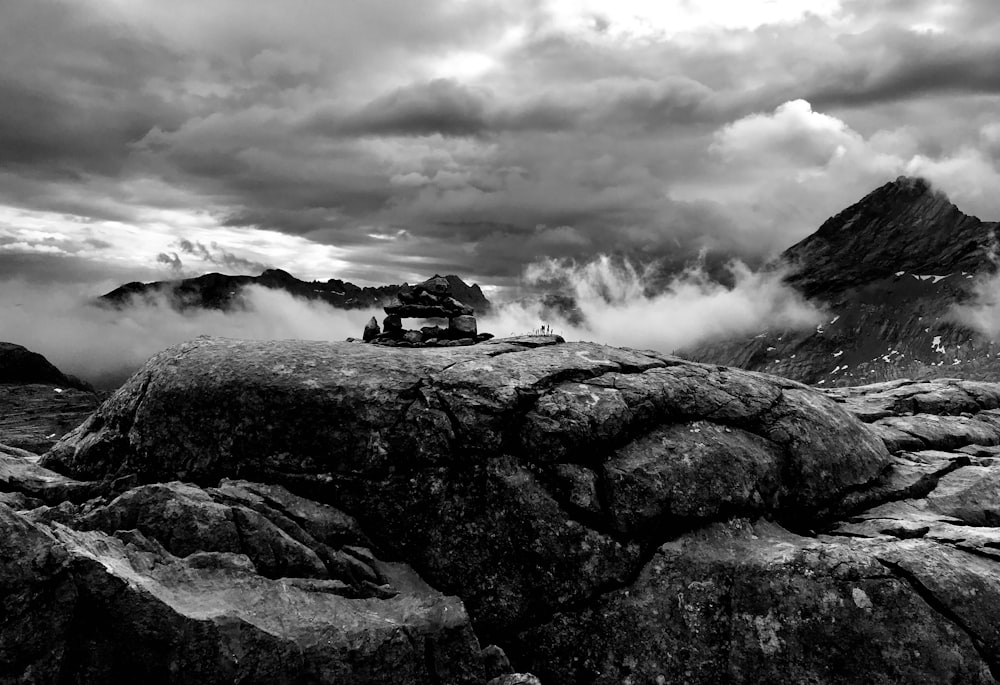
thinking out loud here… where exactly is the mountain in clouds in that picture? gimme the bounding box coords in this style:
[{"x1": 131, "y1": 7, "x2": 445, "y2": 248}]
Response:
[
  {"x1": 101, "y1": 268, "x2": 492, "y2": 315},
  {"x1": 686, "y1": 176, "x2": 1000, "y2": 385}
]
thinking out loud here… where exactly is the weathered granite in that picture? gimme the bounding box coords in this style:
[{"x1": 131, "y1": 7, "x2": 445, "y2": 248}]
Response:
[{"x1": 4, "y1": 342, "x2": 1000, "y2": 683}]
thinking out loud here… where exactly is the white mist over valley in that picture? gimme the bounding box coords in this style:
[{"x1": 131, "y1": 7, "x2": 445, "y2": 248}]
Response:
[{"x1": 0, "y1": 254, "x2": 825, "y2": 388}]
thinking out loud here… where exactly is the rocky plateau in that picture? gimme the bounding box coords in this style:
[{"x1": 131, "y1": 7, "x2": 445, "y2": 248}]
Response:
[{"x1": 2, "y1": 335, "x2": 1000, "y2": 683}]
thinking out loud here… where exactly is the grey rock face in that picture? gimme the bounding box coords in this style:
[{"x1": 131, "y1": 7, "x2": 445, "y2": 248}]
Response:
[
  {"x1": 0, "y1": 476, "x2": 491, "y2": 684},
  {"x1": 8, "y1": 337, "x2": 1000, "y2": 683}
]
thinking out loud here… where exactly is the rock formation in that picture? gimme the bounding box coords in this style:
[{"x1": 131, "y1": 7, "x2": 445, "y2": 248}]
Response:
[
  {"x1": 689, "y1": 176, "x2": 1000, "y2": 386},
  {"x1": 0, "y1": 335, "x2": 983, "y2": 682},
  {"x1": 0, "y1": 457, "x2": 496, "y2": 683},
  {"x1": 363, "y1": 274, "x2": 494, "y2": 347}
]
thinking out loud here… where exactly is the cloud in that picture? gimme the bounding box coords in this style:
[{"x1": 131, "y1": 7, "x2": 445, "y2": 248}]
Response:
[
  {"x1": 156, "y1": 252, "x2": 183, "y2": 272},
  {"x1": 0, "y1": 0, "x2": 183, "y2": 176},
  {"x1": 949, "y1": 266, "x2": 1000, "y2": 339},
  {"x1": 711, "y1": 99, "x2": 857, "y2": 167},
  {"x1": 481, "y1": 255, "x2": 825, "y2": 352},
  {"x1": 0, "y1": 280, "x2": 375, "y2": 389},
  {"x1": 905, "y1": 147, "x2": 1000, "y2": 220},
  {"x1": 806, "y1": 28, "x2": 1000, "y2": 108},
  {"x1": 3, "y1": 0, "x2": 1000, "y2": 292},
  {"x1": 691, "y1": 97, "x2": 1000, "y2": 258},
  {"x1": 176, "y1": 239, "x2": 270, "y2": 274},
  {"x1": 332, "y1": 79, "x2": 491, "y2": 137}
]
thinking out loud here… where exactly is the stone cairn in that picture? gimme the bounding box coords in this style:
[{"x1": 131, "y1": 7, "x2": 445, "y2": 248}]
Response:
[{"x1": 359, "y1": 275, "x2": 493, "y2": 347}]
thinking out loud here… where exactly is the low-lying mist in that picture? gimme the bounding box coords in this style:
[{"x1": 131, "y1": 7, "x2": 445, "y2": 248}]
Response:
[
  {"x1": 1, "y1": 256, "x2": 823, "y2": 390},
  {"x1": 0, "y1": 282, "x2": 373, "y2": 389},
  {"x1": 480, "y1": 256, "x2": 825, "y2": 353}
]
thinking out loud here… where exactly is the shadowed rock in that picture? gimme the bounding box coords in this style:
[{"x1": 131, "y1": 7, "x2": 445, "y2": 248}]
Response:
[{"x1": 0, "y1": 500, "x2": 489, "y2": 684}]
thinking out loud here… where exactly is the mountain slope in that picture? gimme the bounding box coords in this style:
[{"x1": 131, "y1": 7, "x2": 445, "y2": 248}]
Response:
[
  {"x1": 0, "y1": 342, "x2": 98, "y2": 452},
  {"x1": 783, "y1": 177, "x2": 995, "y2": 298},
  {"x1": 687, "y1": 177, "x2": 1000, "y2": 385},
  {"x1": 101, "y1": 269, "x2": 491, "y2": 314},
  {"x1": 0, "y1": 342, "x2": 92, "y2": 391}
]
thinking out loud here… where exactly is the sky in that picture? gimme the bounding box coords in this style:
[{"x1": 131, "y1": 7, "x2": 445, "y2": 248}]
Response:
[{"x1": 2, "y1": 0, "x2": 1000, "y2": 295}]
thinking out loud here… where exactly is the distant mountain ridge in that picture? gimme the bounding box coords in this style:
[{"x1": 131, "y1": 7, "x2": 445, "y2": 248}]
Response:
[
  {"x1": 101, "y1": 269, "x2": 492, "y2": 315},
  {"x1": 687, "y1": 176, "x2": 1000, "y2": 385}
]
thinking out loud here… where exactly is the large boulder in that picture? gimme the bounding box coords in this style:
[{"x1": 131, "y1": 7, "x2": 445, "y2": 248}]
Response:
[
  {"x1": 40, "y1": 336, "x2": 967, "y2": 682},
  {"x1": 29, "y1": 337, "x2": 1000, "y2": 682}
]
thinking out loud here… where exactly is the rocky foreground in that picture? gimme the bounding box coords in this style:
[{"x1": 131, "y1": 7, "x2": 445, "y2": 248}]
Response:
[{"x1": 3, "y1": 336, "x2": 1000, "y2": 683}]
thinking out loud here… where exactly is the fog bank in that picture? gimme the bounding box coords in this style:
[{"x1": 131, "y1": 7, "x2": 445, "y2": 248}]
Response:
[
  {"x1": 1, "y1": 257, "x2": 824, "y2": 389},
  {"x1": 481, "y1": 255, "x2": 825, "y2": 353},
  {"x1": 0, "y1": 282, "x2": 373, "y2": 388}
]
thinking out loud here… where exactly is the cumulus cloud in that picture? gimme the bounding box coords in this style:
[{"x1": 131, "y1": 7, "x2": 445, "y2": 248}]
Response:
[
  {"x1": 481, "y1": 255, "x2": 824, "y2": 352},
  {"x1": 711, "y1": 100, "x2": 858, "y2": 167},
  {"x1": 0, "y1": 281, "x2": 374, "y2": 388}
]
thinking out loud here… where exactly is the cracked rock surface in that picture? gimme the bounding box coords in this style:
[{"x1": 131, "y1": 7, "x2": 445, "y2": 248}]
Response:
[
  {"x1": 4, "y1": 337, "x2": 1000, "y2": 682},
  {"x1": 0, "y1": 474, "x2": 491, "y2": 684}
]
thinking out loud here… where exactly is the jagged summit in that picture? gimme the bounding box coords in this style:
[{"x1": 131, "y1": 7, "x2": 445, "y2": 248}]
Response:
[
  {"x1": 687, "y1": 177, "x2": 1000, "y2": 386},
  {"x1": 783, "y1": 176, "x2": 998, "y2": 299}
]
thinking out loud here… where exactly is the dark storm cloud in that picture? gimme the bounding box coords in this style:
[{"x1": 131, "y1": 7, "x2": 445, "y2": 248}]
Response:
[
  {"x1": 334, "y1": 79, "x2": 491, "y2": 137},
  {"x1": 0, "y1": 1, "x2": 184, "y2": 177},
  {"x1": 0, "y1": 252, "x2": 164, "y2": 287},
  {"x1": 310, "y1": 74, "x2": 723, "y2": 140},
  {"x1": 808, "y1": 29, "x2": 1000, "y2": 107},
  {"x1": 3, "y1": 0, "x2": 1000, "y2": 289}
]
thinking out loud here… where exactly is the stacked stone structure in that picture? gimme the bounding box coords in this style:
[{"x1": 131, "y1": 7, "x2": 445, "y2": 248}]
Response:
[{"x1": 362, "y1": 275, "x2": 493, "y2": 347}]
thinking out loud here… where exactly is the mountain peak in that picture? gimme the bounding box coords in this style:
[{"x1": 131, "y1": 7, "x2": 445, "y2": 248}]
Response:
[
  {"x1": 783, "y1": 176, "x2": 997, "y2": 298},
  {"x1": 259, "y1": 268, "x2": 295, "y2": 281},
  {"x1": 888, "y1": 174, "x2": 931, "y2": 193}
]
